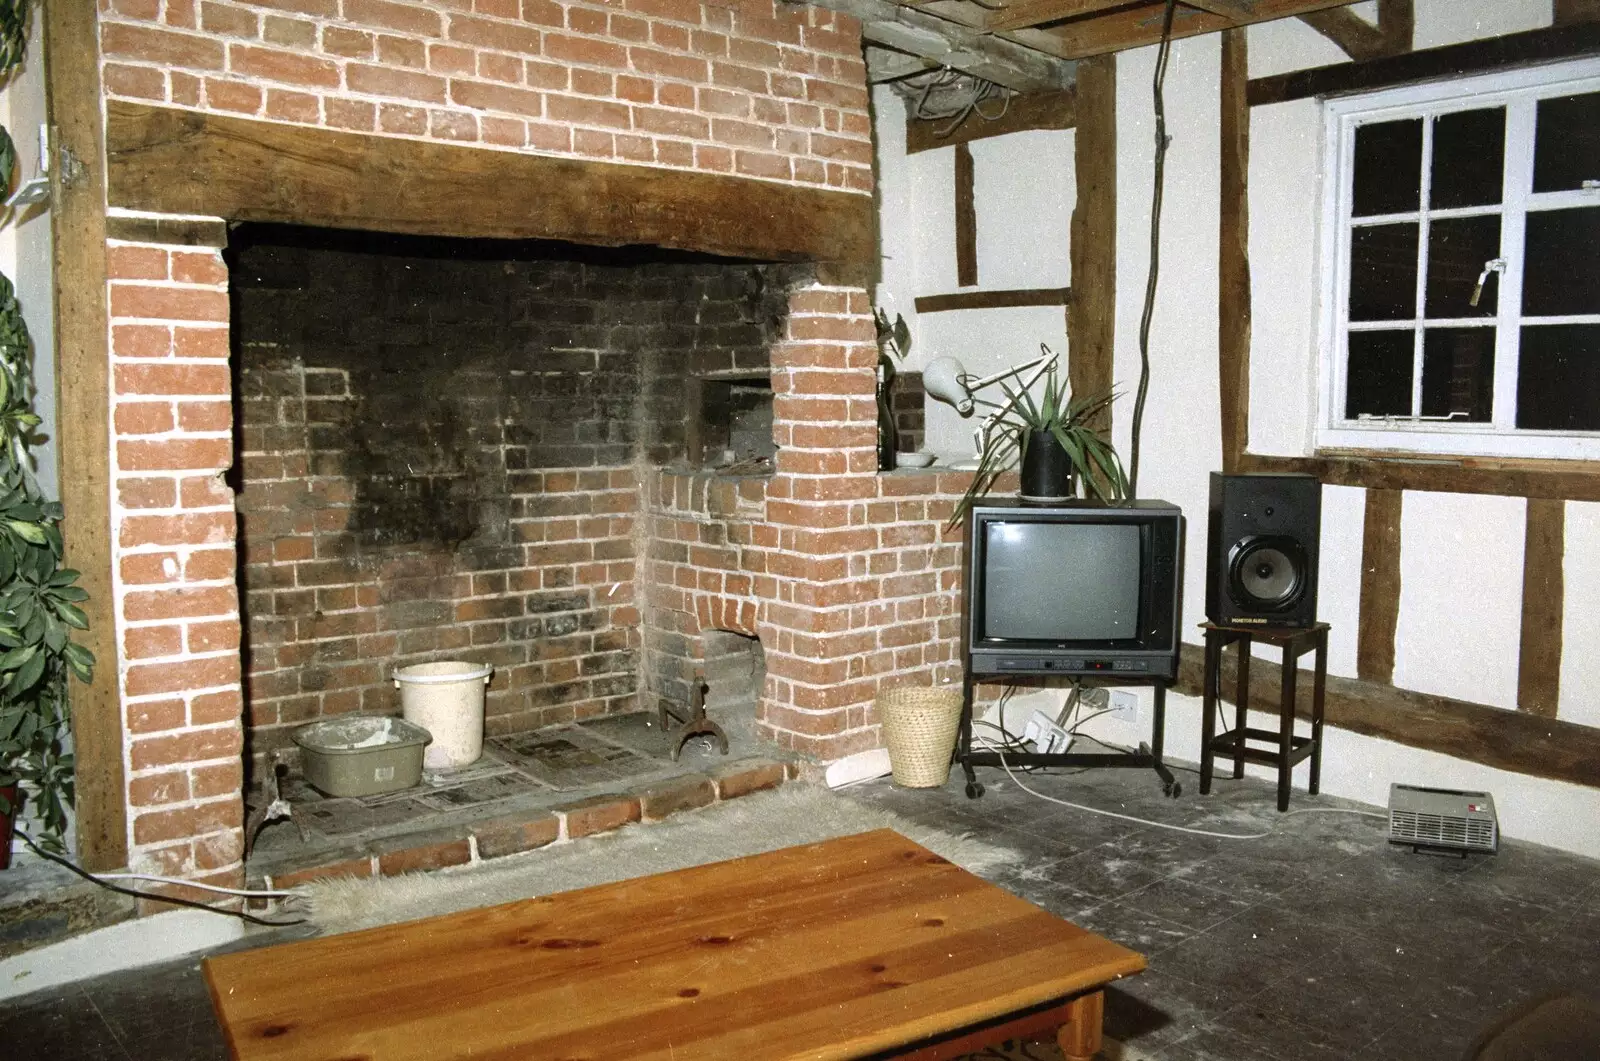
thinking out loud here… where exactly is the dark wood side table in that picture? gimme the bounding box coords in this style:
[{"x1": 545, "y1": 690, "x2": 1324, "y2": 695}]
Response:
[{"x1": 1199, "y1": 621, "x2": 1329, "y2": 812}]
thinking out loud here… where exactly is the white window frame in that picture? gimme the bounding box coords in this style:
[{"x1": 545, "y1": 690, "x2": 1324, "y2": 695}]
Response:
[{"x1": 1316, "y1": 57, "x2": 1600, "y2": 461}]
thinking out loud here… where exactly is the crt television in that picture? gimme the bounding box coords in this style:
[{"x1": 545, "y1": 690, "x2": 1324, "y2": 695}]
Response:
[{"x1": 963, "y1": 499, "x2": 1185, "y2": 680}]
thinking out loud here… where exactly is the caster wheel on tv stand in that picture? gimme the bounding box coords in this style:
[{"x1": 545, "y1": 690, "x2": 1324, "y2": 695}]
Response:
[{"x1": 965, "y1": 781, "x2": 985, "y2": 799}]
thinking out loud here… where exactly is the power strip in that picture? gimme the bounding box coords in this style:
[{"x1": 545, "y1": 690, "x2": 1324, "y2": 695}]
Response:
[{"x1": 1021, "y1": 709, "x2": 1075, "y2": 754}]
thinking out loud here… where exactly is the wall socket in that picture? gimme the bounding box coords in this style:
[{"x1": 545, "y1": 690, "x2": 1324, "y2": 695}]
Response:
[{"x1": 1109, "y1": 689, "x2": 1140, "y2": 723}]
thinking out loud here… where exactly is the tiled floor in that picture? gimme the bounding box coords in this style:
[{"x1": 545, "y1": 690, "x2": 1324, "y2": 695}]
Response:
[{"x1": 4, "y1": 755, "x2": 1598, "y2": 1060}]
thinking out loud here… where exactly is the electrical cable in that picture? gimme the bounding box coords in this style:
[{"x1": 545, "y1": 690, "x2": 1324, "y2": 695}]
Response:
[
  {"x1": 15, "y1": 830, "x2": 308, "y2": 927},
  {"x1": 973, "y1": 736, "x2": 1388, "y2": 839},
  {"x1": 1128, "y1": 0, "x2": 1180, "y2": 496},
  {"x1": 97, "y1": 872, "x2": 296, "y2": 899}
]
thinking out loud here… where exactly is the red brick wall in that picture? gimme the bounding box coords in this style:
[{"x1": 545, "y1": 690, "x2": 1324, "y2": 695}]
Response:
[
  {"x1": 98, "y1": 0, "x2": 872, "y2": 192},
  {"x1": 644, "y1": 285, "x2": 971, "y2": 761},
  {"x1": 108, "y1": 239, "x2": 247, "y2": 884}
]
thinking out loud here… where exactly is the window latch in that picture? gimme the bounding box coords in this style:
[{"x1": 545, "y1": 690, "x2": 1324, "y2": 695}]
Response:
[{"x1": 1469, "y1": 258, "x2": 1506, "y2": 308}]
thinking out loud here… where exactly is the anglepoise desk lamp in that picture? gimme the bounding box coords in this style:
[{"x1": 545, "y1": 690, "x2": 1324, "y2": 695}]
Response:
[{"x1": 922, "y1": 350, "x2": 1058, "y2": 469}]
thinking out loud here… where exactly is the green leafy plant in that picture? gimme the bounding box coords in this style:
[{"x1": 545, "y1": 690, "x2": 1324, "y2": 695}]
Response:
[
  {"x1": 0, "y1": 0, "x2": 93, "y2": 852},
  {"x1": 949, "y1": 348, "x2": 1129, "y2": 528}
]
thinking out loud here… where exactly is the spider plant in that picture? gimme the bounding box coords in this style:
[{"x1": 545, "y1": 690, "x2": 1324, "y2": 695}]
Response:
[{"x1": 948, "y1": 349, "x2": 1129, "y2": 529}]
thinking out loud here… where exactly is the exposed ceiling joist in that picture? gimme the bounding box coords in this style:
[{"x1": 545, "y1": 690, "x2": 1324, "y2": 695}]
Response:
[
  {"x1": 1180, "y1": 0, "x2": 1257, "y2": 17},
  {"x1": 865, "y1": 46, "x2": 940, "y2": 82},
  {"x1": 983, "y1": 0, "x2": 1130, "y2": 35},
  {"x1": 1028, "y1": 0, "x2": 1366, "y2": 61},
  {"x1": 793, "y1": 0, "x2": 1077, "y2": 92}
]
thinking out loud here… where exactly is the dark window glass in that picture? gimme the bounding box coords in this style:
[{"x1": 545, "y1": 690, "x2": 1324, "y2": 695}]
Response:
[
  {"x1": 1533, "y1": 91, "x2": 1600, "y2": 193},
  {"x1": 1425, "y1": 214, "x2": 1501, "y2": 318},
  {"x1": 1353, "y1": 119, "x2": 1423, "y2": 217},
  {"x1": 1421, "y1": 328, "x2": 1495, "y2": 422},
  {"x1": 1346, "y1": 329, "x2": 1415, "y2": 419},
  {"x1": 1431, "y1": 107, "x2": 1505, "y2": 208},
  {"x1": 1350, "y1": 223, "x2": 1418, "y2": 320},
  {"x1": 1517, "y1": 325, "x2": 1600, "y2": 430},
  {"x1": 1523, "y1": 207, "x2": 1600, "y2": 316}
]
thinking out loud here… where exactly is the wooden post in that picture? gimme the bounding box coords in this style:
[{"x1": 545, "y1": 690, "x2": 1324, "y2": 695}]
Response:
[
  {"x1": 1517, "y1": 498, "x2": 1565, "y2": 717},
  {"x1": 44, "y1": 2, "x2": 127, "y2": 869},
  {"x1": 1356, "y1": 488, "x2": 1403, "y2": 685},
  {"x1": 1218, "y1": 27, "x2": 1251, "y2": 472},
  {"x1": 1067, "y1": 54, "x2": 1115, "y2": 423},
  {"x1": 954, "y1": 143, "x2": 978, "y2": 288}
]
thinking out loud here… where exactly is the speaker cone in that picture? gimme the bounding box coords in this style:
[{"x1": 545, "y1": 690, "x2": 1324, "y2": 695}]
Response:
[{"x1": 1228, "y1": 536, "x2": 1305, "y2": 610}]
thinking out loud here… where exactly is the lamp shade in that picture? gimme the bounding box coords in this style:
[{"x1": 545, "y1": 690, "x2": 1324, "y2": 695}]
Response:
[{"x1": 923, "y1": 356, "x2": 973, "y2": 415}]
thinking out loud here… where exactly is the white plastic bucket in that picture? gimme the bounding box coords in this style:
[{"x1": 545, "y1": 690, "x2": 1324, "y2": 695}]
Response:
[{"x1": 393, "y1": 661, "x2": 493, "y2": 770}]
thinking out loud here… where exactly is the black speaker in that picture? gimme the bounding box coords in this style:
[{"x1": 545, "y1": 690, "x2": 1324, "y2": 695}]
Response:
[{"x1": 1206, "y1": 472, "x2": 1321, "y2": 627}]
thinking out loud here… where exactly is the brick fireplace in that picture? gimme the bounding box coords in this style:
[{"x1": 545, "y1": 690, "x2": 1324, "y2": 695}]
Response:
[{"x1": 92, "y1": 0, "x2": 971, "y2": 890}]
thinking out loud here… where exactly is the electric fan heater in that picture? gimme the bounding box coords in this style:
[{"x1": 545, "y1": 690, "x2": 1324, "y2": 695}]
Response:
[{"x1": 1387, "y1": 783, "x2": 1498, "y2": 854}]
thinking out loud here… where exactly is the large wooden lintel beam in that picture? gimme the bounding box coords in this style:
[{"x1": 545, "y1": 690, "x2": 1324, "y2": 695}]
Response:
[
  {"x1": 1174, "y1": 646, "x2": 1600, "y2": 791},
  {"x1": 866, "y1": 46, "x2": 939, "y2": 83},
  {"x1": 104, "y1": 102, "x2": 876, "y2": 265},
  {"x1": 797, "y1": 0, "x2": 1076, "y2": 92},
  {"x1": 1033, "y1": 0, "x2": 1362, "y2": 62}
]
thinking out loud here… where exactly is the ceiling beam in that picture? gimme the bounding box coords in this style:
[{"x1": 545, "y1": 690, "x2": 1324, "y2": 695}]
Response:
[
  {"x1": 1030, "y1": 0, "x2": 1363, "y2": 61},
  {"x1": 982, "y1": 0, "x2": 1130, "y2": 34},
  {"x1": 1180, "y1": 0, "x2": 1256, "y2": 17},
  {"x1": 794, "y1": 0, "x2": 1077, "y2": 92},
  {"x1": 865, "y1": 45, "x2": 939, "y2": 82}
]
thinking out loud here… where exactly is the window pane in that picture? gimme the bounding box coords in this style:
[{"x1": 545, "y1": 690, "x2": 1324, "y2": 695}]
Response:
[
  {"x1": 1533, "y1": 91, "x2": 1600, "y2": 193},
  {"x1": 1350, "y1": 223, "x2": 1418, "y2": 321},
  {"x1": 1352, "y1": 119, "x2": 1422, "y2": 217},
  {"x1": 1517, "y1": 325, "x2": 1600, "y2": 430},
  {"x1": 1523, "y1": 207, "x2": 1600, "y2": 317},
  {"x1": 1421, "y1": 328, "x2": 1494, "y2": 422},
  {"x1": 1346, "y1": 329, "x2": 1414, "y2": 419},
  {"x1": 1431, "y1": 107, "x2": 1505, "y2": 208},
  {"x1": 1426, "y1": 214, "x2": 1501, "y2": 318}
]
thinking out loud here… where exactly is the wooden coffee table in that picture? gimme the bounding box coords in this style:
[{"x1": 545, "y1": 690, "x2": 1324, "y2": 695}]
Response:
[{"x1": 206, "y1": 829, "x2": 1145, "y2": 1060}]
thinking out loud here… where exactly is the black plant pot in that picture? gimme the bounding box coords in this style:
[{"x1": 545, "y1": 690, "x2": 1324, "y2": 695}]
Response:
[{"x1": 1019, "y1": 429, "x2": 1076, "y2": 502}]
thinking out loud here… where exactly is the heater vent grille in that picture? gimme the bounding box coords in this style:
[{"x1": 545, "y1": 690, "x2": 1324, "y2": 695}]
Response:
[{"x1": 1387, "y1": 784, "x2": 1498, "y2": 853}]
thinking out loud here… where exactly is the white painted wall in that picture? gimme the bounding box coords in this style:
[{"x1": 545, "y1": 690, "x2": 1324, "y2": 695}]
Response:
[
  {"x1": 873, "y1": 0, "x2": 1600, "y2": 856},
  {"x1": 871, "y1": 86, "x2": 1074, "y2": 463}
]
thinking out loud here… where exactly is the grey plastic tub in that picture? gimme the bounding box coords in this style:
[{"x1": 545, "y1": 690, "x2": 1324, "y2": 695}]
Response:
[{"x1": 291, "y1": 716, "x2": 433, "y2": 798}]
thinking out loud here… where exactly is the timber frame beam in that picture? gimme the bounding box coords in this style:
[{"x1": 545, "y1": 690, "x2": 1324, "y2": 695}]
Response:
[
  {"x1": 104, "y1": 102, "x2": 876, "y2": 265},
  {"x1": 46, "y1": 0, "x2": 125, "y2": 870},
  {"x1": 795, "y1": 0, "x2": 1076, "y2": 93}
]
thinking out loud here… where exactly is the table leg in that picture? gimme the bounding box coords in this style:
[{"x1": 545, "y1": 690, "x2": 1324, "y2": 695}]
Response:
[
  {"x1": 1278, "y1": 641, "x2": 1295, "y2": 812},
  {"x1": 1055, "y1": 990, "x2": 1104, "y2": 1061},
  {"x1": 1310, "y1": 628, "x2": 1327, "y2": 796},
  {"x1": 1200, "y1": 636, "x2": 1219, "y2": 795},
  {"x1": 1234, "y1": 641, "x2": 1250, "y2": 780}
]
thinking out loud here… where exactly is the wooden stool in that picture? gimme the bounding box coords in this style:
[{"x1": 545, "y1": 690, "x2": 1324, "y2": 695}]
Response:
[{"x1": 1199, "y1": 621, "x2": 1329, "y2": 812}]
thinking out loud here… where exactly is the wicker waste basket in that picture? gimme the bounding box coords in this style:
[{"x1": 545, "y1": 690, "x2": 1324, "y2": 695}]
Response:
[{"x1": 877, "y1": 685, "x2": 964, "y2": 788}]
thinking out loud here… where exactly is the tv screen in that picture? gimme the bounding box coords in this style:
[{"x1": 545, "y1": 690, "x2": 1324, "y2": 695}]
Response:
[{"x1": 983, "y1": 522, "x2": 1142, "y2": 641}]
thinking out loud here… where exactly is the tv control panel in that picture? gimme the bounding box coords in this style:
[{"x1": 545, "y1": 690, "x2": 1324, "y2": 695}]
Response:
[{"x1": 994, "y1": 658, "x2": 1154, "y2": 673}]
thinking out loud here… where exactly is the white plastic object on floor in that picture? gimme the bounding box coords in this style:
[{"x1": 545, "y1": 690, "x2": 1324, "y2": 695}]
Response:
[
  {"x1": 824, "y1": 748, "x2": 892, "y2": 789},
  {"x1": 393, "y1": 661, "x2": 493, "y2": 769}
]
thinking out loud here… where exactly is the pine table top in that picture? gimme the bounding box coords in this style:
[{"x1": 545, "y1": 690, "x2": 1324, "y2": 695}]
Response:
[{"x1": 205, "y1": 828, "x2": 1146, "y2": 1061}]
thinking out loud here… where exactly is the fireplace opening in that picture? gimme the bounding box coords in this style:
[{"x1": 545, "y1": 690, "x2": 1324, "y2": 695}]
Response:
[{"x1": 227, "y1": 222, "x2": 808, "y2": 791}]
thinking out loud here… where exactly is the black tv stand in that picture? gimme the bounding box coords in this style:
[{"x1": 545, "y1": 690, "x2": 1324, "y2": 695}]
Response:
[{"x1": 956, "y1": 669, "x2": 1181, "y2": 800}]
